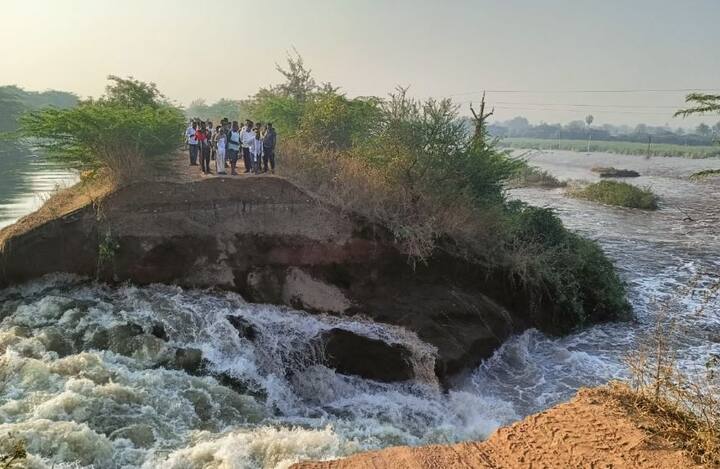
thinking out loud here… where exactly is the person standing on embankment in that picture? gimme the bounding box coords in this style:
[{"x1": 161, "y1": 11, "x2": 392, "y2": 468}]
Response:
[
  {"x1": 240, "y1": 119, "x2": 255, "y2": 173},
  {"x1": 262, "y1": 123, "x2": 276, "y2": 173},
  {"x1": 186, "y1": 121, "x2": 198, "y2": 166},
  {"x1": 227, "y1": 121, "x2": 241, "y2": 175},
  {"x1": 215, "y1": 129, "x2": 227, "y2": 175}
]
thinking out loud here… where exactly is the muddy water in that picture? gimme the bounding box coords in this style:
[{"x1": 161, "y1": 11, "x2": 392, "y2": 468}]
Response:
[
  {"x1": 0, "y1": 149, "x2": 718, "y2": 468},
  {"x1": 467, "y1": 150, "x2": 720, "y2": 415}
]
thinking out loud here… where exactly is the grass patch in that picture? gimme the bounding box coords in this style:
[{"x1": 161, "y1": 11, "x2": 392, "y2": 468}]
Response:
[
  {"x1": 500, "y1": 137, "x2": 720, "y2": 159},
  {"x1": 590, "y1": 166, "x2": 640, "y2": 178},
  {"x1": 569, "y1": 180, "x2": 659, "y2": 210},
  {"x1": 602, "y1": 383, "x2": 719, "y2": 467},
  {"x1": 689, "y1": 169, "x2": 720, "y2": 181},
  {"x1": 508, "y1": 165, "x2": 567, "y2": 188}
]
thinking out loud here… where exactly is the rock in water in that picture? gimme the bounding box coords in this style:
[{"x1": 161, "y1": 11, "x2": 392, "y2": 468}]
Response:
[
  {"x1": 173, "y1": 347, "x2": 204, "y2": 375},
  {"x1": 320, "y1": 328, "x2": 414, "y2": 382},
  {"x1": 226, "y1": 315, "x2": 257, "y2": 341}
]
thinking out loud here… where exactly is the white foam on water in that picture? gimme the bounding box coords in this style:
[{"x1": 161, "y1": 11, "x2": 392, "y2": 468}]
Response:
[{"x1": 0, "y1": 278, "x2": 517, "y2": 468}]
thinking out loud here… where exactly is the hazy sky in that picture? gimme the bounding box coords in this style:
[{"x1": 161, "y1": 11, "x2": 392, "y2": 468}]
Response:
[{"x1": 2, "y1": 0, "x2": 719, "y2": 127}]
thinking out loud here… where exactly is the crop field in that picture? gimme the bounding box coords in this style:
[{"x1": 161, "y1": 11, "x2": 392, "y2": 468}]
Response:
[{"x1": 499, "y1": 137, "x2": 720, "y2": 159}]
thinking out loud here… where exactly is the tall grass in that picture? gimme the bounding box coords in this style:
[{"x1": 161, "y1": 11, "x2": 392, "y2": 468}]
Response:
[{"x1": 622, "y1": 279, "x2": 720, "y2": 466}]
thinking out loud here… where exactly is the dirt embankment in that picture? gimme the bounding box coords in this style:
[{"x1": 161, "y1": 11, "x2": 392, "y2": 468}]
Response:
[
  {"x1": 293, "y1": 387, "x2": 699, "y2": 469},
  {"x1": 0, "y1": 171, "x2": 529, "y2": 384}
]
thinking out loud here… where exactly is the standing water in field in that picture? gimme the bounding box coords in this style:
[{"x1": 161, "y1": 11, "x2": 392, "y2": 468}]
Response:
[{"x1": 0, "y1": 150, "x2": 718, "y2": 468}]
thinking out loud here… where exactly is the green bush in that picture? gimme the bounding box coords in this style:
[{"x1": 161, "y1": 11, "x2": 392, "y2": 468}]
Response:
[
  {"x1": 571, "y1": 180, "x2": 659, "y2": 210},
  {"x1": 18, "y1": 76, "x2": 185, "y2": 183},
  {"x1": 248, "y1": 55, "x2": 632, "y2": 332},
  {"x1": 508, "y1": 204, "x2": 631, "y2": 332}
]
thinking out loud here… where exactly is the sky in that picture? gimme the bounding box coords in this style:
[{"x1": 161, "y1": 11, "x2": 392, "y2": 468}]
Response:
[{"x1": 1, "y1": 0, "x2": 719, "y2": 127}]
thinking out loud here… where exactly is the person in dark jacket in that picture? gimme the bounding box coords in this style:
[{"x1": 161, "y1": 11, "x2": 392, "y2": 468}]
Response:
[{"x1": 262, "y1": 123, "x2": 277, "y2": 173}]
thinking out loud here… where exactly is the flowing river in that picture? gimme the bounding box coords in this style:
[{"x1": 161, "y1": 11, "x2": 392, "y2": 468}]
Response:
[
  {"x1": 0, "y1": 150, "x2": 719, "y2": 468},
  {"x1": 0, "y1": 147, "x2": 78, "y2": 230}
]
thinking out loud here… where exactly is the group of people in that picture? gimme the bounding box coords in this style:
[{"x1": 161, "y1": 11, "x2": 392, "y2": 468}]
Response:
[{"x1": 185, "y1": 118, "x2": 277, "y2": 176}]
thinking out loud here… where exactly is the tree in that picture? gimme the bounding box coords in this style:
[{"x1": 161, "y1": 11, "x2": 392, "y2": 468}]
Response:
[
  {"x1": 186, "y1": 99, "x2": 209, "y2": 118},
  {"x1": 675, "y1": 93, "x2": 720, "y2": 118},
  {"x1": 0, "y1": 88, "x2": 25, "y2": 133},
  {"x1": 469, "y1": 92, "x2": 494, "y2": 144},
  {"x1": 271, "y1": 50, "x2": 317, "y2": 101},
  {"x1": 696, "y1": 123, "x2": 711, "y2": 136},
  {"x1": 585, "y1": 114, "x2": 594, "y2": 152},
  {"x1": 19, "y1": 76, "x2": 184, "y2": 182},
  {"x1": 101, "y1": 75, "x2": 166, "y2": 109},
  {"x1": 505, "y1": 116, "x2": 530, "y2": 137}
]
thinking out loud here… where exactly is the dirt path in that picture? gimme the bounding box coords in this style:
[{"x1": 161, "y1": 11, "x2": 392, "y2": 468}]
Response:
[
  {"x1": 166, "y1": 148, "x2": 277, "y2": 183},
  {"x1": 293, "y1": 388, "x2": 698, "y2": 469}
]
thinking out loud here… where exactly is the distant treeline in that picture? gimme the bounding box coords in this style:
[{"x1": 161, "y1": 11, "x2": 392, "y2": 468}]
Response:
[
  {"x1": 0, "y1": 85, "x2": 78, "y2": 133},
  {"x1": 488, "y1": 116, "x2": 720, "y2": 147},
  {"x1": 184, "y1": 98, "x2": 251, "y2": 123}
]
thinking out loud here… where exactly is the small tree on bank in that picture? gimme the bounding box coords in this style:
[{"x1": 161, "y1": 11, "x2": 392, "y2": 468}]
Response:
[{"x1": 18, "y1": 76, "x2": 185, "y2": 184}]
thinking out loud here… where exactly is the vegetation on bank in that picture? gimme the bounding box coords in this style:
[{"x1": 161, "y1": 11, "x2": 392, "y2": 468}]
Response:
[
  {"x1": 244, "y1": 54, "x2": 630, "y2": 332},
  {"x1": 17, "y1": 76, "x2": 185, "y2": 183},
  {"x1": 499, "y1": 137, "x2": 720, "y2": 158},
  {"x1": 569, "y1": 181, "x2": 659, "y2": 210},
  {"x1": 9, "y1": 57, "x2": 632, "y2": 333}
]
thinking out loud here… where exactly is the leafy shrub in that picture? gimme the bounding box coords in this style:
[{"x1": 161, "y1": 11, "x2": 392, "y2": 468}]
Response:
[
  {"x1": 18, "y1": 76, "x2": 185, "y2": 183},
  {"x1": 570, "y1": 180, "x2": 659, "y2": 210},
  {"x1": 250, "y1": 55, "x2": 632, "y2": 331},
  {"x1": 256, "y1": 66, "x2": 630, "y2": 333},
  {"x1": 508, "y1": 205, "x2": 631, "y2": 331}
]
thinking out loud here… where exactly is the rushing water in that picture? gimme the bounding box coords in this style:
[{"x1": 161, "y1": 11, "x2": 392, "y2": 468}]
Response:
[
  {"x1": 0, "y1": 146, "x2": 78, "y2": 229},
  {"x1": 0, "y1": 150, "x2": 719, "y2": 468}
]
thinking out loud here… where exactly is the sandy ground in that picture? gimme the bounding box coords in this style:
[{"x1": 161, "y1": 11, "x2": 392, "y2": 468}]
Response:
[{"x1": 293, "y1": 387, "x2": 698, "y2": 469}]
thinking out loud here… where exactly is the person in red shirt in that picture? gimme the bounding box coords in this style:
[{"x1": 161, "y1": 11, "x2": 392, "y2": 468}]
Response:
[{"x1": 196, "y1": 122, "x2": 211, "y2": 174}]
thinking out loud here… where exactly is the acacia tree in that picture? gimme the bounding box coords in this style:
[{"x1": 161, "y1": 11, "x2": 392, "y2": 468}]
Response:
[
  {"x1": 676, "y1": 93, "x2": 720, "y2": 145},
  {"x1": 19, "y1": 76, "x2": 184, "y2": 183},
  {"x1": 675, "y1": 93, "x2": 720, "y2": 118}
]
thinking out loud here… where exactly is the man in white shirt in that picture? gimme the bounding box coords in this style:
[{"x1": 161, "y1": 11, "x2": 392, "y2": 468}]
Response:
[
  {"x1": 186, "y1": 121, "x2": 199, "y2": 165},
  {"x1": 240, "y1": 119, "x2": 255, "y2": 173}
]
